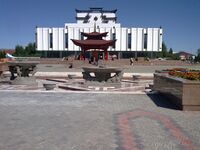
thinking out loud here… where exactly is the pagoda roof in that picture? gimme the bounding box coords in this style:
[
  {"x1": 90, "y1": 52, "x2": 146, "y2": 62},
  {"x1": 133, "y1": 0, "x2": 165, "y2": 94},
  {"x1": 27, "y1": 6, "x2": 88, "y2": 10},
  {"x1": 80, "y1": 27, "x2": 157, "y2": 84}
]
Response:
[
  {"x1": 71, "y1": 39, "x2": 116, "y2": 50},
  {"x1": 81, "y1": 32, "x2": 108, "y2": 38}
]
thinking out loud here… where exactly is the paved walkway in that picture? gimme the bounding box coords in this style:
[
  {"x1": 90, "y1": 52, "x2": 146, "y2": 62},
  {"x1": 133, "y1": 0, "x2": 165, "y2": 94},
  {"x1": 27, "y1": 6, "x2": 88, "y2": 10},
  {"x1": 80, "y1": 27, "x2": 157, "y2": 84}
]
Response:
[
  {"x1": 37, "y1": 64, "x2": 200, "y2": 73},
  {"x1": 34, "y1": 64, "x2": 200, "y2": 78},
  {"x1": 0, "y1": 91, "x2": 199, "y2": 150}
]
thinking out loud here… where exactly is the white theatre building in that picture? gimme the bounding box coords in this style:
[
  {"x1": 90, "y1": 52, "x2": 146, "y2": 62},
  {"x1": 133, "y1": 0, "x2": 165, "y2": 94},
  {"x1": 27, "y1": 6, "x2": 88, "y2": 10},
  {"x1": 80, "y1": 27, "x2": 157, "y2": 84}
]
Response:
[{"x1": 36, "y1": 8, "x2": 163, "y2": 58}]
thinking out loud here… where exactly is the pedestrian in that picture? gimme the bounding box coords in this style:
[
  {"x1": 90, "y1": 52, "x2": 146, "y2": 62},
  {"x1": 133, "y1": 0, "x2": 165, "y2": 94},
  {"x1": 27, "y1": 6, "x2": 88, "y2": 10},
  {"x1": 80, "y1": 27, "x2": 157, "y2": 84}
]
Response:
[
  {"x1": 69, "y1": 63, "x2": 73, "y2": 68},
  {"x1": 96, "y1": 57, "x2": 99, "y2": 66},
  {"x1": 130, "y1": 57, "x2": 134, "y2": 65}
]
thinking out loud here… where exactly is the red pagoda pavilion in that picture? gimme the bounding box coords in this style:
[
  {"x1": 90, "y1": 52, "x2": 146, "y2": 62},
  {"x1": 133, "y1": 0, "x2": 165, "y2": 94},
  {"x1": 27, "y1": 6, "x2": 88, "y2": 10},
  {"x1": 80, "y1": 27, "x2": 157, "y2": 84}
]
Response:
[{"x1": 71, "y1": 29, "x2": 116, "y2": 61}]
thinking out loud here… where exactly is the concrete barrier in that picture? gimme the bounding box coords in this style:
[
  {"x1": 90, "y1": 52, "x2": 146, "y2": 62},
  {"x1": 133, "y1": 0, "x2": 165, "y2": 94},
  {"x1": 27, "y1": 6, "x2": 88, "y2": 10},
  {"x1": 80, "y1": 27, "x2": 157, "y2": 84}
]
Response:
[{"x1": 153, "y1": 73, "x2": 200, "y2": 111}]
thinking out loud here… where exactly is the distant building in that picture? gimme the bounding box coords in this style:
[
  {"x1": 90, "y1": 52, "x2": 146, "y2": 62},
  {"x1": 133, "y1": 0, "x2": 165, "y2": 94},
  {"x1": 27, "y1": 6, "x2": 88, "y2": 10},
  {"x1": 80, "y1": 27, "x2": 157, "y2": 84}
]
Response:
[
  {"x1": 0, "y1": 49, "x2": 15, "y2": 54},
  {"x1": 178, "y1": 51, "x2": 195, "y2": 60},
  {"x1": 36, "y1": 8, "x2": 163, "y2": 58}
]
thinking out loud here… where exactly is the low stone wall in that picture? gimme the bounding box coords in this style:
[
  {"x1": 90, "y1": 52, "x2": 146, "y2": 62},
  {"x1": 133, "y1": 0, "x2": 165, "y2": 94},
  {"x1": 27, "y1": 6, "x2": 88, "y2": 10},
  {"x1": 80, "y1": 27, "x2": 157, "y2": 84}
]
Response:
[
  {"x1": 153, "y1": 73, "x2": 200, "y2": 111},
  {"x1": 0, "y1": 63, "x2": 8, "y2": 77}
]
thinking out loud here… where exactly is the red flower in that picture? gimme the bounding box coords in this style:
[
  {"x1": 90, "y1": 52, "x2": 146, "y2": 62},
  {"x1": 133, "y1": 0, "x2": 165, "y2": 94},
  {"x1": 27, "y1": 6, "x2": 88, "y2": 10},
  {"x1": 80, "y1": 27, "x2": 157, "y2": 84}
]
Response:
[{"x1": 168, "y1": 68, "x2": 200, "y2": 81}]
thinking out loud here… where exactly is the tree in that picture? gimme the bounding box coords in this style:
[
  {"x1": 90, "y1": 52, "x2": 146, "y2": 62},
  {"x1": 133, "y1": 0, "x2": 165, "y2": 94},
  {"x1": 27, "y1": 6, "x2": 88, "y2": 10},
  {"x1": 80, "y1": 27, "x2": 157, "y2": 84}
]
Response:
[
  {"x1": 161, "y1": 42, "x2": 168, "y2": 57},
  {"x1": 171, "y1": 53, "x2": 179, "y2": 60},
  {"x1": 169, "y1": 48, "x2": 173, "y2": 55},
  {"x1": 195, "y1": 48, "x2": 200, "y2": 62},
  {"x1": 14, "y1": 43, "x2": 39, "y2": 57},
  {"x1": 25, "y1": 43, "x2": 36, "y2": 56},
  {"x1": 0, "y1": 51, "x2": 6, "y2": 58},
  {"x1": 197, "y1": 48, "x2": 200, "y2": 56},
  {"x1": 14, "y1": 45, "x2": 25, "y2": 56},
  {"x1": 166, "y1": 48, "x2": 174, "y2": 59}
]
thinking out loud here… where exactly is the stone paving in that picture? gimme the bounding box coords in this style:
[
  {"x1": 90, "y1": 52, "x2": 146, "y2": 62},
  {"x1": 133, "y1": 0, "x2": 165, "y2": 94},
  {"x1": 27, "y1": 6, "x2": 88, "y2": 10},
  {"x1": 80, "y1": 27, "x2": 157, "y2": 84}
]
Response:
[{"x1": 0, "y1": 91, "x2": 199, "y2": 150}]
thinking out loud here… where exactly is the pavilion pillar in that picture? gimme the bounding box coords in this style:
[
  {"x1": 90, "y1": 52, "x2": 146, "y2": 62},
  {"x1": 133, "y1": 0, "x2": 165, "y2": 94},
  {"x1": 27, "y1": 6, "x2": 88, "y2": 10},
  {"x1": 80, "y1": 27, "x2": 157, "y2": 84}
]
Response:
[
  {"x1": 104, "y1": 50, "x2": 108, "y2": 60},
  {"x1": 93, "y1": 50, "x2": 98, "y2": 61},
  {"x1": 83, "y1": 50, "x2": 86, "y2": 60},
  {"x1": 80, "y1": 50, "x2": 84, "y2": 60},
  {"x1": 74, "y1": 51, "x2": 77, "y2": 59}
]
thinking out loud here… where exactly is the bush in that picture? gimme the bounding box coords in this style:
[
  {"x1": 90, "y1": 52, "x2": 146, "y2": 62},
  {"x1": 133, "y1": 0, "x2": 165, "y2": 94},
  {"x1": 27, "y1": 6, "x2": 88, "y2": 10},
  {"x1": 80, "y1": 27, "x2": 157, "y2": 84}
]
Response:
[
  {"x1": 14, "y1": 43, "x2": 40, "y2": 57},
  {"x1": 0, "y1": 51, "x2": 6, "y2": 58}
]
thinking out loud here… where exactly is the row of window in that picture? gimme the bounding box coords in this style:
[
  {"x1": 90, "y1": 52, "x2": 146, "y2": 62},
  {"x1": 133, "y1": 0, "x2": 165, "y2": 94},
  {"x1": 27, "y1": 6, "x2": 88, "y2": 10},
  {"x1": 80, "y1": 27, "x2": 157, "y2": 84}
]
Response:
[
  {"x1": 49, "y1": 33, "x2": 68, "y2": 49},
  {"x1": 111, "y1": 33, "x2": 147, "y2": 49},
  {"x1": 127, "y1": 33, "x2": 147, "y2": 49}
]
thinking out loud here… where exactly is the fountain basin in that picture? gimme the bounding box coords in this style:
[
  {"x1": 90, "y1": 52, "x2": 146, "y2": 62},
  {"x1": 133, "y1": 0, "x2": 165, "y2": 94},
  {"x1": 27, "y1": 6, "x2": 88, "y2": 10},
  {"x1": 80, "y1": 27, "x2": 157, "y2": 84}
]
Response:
[{"x1": 82, "y1": 67, "x2": 123, "y2": 83}]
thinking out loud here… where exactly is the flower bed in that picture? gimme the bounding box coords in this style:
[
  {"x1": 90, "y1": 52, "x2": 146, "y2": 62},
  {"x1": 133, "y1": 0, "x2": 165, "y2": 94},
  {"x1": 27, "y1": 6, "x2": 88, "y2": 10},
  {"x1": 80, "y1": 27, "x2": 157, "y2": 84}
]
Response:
[
  {"x1": 153, "y1": 69, "x2": 200, "y2": 111},
  {"x1": 168, "y1": 68, "x2": 200, "y2": 81}
]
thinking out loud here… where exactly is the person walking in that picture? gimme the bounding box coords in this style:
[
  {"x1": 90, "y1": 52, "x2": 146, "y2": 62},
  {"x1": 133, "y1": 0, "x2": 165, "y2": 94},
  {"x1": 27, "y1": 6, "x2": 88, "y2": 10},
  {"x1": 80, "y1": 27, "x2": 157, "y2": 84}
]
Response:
[{"x1": 130, "y1": 57, "x2": 134, "y2": 66}]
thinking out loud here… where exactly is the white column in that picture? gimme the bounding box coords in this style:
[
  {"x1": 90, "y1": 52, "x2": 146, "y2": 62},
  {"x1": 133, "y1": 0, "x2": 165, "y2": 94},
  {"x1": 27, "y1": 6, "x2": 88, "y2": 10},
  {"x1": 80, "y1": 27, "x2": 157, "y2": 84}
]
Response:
[
  {"x1": 37, "y1": 28, "x2": 43, "y2": 50},
  {"x1": 121, "y1": 28, "x2": 127, "y2": 51},
  {"x1": 52, "y1": 28, "x2": 59, "y2": 50},
  {"x1": 68, "y1": 27, "x2": 74, "y2": 50},
  {"x1": 131, "y1": 28, "x2": 137, "y2": 51},
  {"x1": 147, "y1": 28, "x2": 153, "y2": 52},
  {"x1": 74, "y1": 28, "x2": 79, "y2": 51},
  {"x1": 153, "y1": 28, "x2": 159, "y2": 51},
  {"x1": 58, "y1": 28, "x2": 64, "y2": 50},
  {"x1": 42, "y1": 28, "x2": 49, "y2": 50},
  {"x1": 115, "y1": 27, "x2": 121, "y2": 51},
  {"x1": 136, "y1": 28, "x2": 143, "y2": 51}
]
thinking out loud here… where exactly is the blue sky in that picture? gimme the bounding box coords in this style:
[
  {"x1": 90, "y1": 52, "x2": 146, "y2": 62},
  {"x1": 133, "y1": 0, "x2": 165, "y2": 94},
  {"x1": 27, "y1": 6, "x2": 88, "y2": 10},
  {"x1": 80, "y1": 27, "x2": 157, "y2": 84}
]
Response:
[{"x1": 0, "y1": 0, "x2": 200, "y2": 54}]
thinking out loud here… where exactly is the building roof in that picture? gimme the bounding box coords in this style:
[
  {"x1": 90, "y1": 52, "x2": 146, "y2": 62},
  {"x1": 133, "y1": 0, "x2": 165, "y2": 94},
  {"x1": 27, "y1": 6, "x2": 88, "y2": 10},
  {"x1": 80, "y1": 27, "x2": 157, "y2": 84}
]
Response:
[
  {"x1": 71, "y1": 29, "x2": 116, "y2": 51},
  {"x1": 81, "y1": 32, "x2": 108, "y2": 39},
  {"x1": 75, "y1": 7, "x2": 117, "y2": 13},
  {"x1": 71, "y1": 39, "x2": 116, "y2": 50},
  {"x1": 0, "y1": 49, "x2": 15, "y2": 54},
  {"x1": 178, "y1": 51, "x2": 195, "y2": 56}
]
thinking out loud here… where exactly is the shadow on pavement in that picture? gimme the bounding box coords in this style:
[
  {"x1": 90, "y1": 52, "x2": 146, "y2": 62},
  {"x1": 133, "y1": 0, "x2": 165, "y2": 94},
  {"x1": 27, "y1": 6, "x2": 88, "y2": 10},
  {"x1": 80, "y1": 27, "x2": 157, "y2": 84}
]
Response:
[{"x1": 147, "y1": 93, "x2": 180, "y2": 110}]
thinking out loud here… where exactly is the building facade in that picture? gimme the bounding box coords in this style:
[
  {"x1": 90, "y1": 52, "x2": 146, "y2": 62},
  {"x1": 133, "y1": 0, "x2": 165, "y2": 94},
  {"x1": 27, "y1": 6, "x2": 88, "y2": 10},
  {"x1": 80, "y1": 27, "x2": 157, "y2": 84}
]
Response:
[{"x1": 36, "y1": 8, "x2": 163, "y2": 58}]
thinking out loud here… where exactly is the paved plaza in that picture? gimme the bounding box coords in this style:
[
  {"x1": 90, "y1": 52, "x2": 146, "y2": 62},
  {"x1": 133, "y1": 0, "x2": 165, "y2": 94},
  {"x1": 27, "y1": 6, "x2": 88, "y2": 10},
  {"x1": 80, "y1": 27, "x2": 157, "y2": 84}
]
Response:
[
  {"x1": 36, "y1": 63, "x2": 200, "y2": 73},
  {"x1": 0, "y1": 91, "x2": 199, "y2": 150},
  {"x1": 0, "y1": 61, "x2": 200, "y2": 149}
]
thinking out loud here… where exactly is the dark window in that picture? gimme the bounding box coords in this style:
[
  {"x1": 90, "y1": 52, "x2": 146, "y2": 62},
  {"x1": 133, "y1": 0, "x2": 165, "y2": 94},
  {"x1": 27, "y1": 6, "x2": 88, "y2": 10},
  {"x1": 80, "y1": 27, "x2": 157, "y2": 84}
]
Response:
[
  {"x1": 65, "y1": 33, "x2": 68, "y2": 48},
  {"x1": 144, "y1": 33, "x2": 147, "y2": 49},
  {"x1": 128, "y1": 33, "x2": 131, "y2": 49},
  {"x1": 50, "y1": 33, "x2": 53, "y2": 48},
  {"x1": 112, "y1": 33, "x2": 116, "y2": 48},
  {"x1": 81, "y1": 34, "x2": 84, "y2": 40}
]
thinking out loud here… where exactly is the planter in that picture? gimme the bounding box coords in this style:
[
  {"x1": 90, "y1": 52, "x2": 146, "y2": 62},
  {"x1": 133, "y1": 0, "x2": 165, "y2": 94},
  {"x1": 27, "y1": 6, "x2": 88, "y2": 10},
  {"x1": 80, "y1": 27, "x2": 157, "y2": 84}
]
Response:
[
  {"x1": 43, "y1": 83, "x2": 56, "y2": 90},
  {"x1": 153, "y1": 73, "x2": 200, "y2": 111}
]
